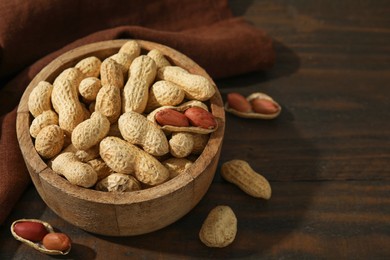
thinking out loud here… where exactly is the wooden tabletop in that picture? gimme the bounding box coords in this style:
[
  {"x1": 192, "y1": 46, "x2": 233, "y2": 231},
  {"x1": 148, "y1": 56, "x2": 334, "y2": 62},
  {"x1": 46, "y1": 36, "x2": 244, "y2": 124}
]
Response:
[{"x1": 1, "y1": 0, "x2": 389, "y2": 259}]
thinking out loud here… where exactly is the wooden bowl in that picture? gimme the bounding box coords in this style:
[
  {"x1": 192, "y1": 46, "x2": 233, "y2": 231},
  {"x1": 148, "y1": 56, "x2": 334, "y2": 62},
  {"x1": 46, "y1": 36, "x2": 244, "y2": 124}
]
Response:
[{"x1": 16, "y1": 40, "x2": 225, "y2": 236}]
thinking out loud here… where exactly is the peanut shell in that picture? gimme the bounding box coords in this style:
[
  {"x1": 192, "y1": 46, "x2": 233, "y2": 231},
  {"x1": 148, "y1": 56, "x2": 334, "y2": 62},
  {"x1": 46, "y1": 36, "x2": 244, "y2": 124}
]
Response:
[
  {"x1": 122, "y1": 55, "x2": 157, "y2": 113},
  {"x1": 199, "y1": 205, "x2": 237, "y2": 248},
  {"x1": 118, "y1": 111, "x2": 169, "y2": 157},
  {"x1": 157, "y1": 66, "x2": 215, "y2": 101},
  {"x1": 29, "y1": 110, "x2": 59, "y2": 138},
  {"x1": 225, "y1": 92, "x2": 281, "y2": 119},
  {"x1": 147, "y1": 100, "x2": 217, "y2": 134},
  {"x1": 35, "y1": 125, "x2": 64, "y2": 159},
  {"x1": 11, "y1": 219, "x2": 71, "y2": 255},
  {"x1": 28, "y1": 81, "x2": 53, "y2": 117},
  {"x1": 75, "y1": 56, "x2": 102, "y2": 78},
  {"x1": 95, "y1": 173, "x2": 141, "y2": 192}
]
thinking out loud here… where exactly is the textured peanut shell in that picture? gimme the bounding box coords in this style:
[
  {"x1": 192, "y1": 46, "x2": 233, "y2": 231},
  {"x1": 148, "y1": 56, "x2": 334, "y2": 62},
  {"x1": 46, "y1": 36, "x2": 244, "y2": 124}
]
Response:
[
  {"x1": 118, "y1": 40, "x2": 141, "y2": 57},
  {"x1": 169, "y1": 132, "x2": 194, "y2": 158},
  {"x1": 29, "y1": 110, "x2": 59, "y2": 138},
  {"x1": 225, "y1": 92, "x2": 281, "y2": 119},
  {"x1": 11, "y1": 219, "x2": 71, "y2": 255},
  {"x1": 52, "y1": 68, "x2": 84, "y2": 96},
  {"x1": 95, "y1": 173, "x2": 141, "y2": 192},
  {"x1": 157, "y1": 66, "x2": 215, "y2": 101},
  {"x1": 51, "y1": 152, "x2": 98, "y2": 188},
  {"x1": 118, "y1": 111, "x2": 169, "y2": 157},
  {"x1": 99, "y1": 137, "x2": 169, "y2": 186},
  {"x1": 35, "y1": 125, "x2": 64, "y2": 159},
  {"x1": 191, "y1": 133, "x2": 209, "y2": 155},
  {"x1": 145, "y1": 80, "x2": 185, "y2": 112},
  {"x1": 147, "y1": 100, "x2": 217, "y2": 134},
  {"x1": 71, "y1": 112, "x2": 110, "y2": 150},
  {"x1": 78, "y1": 77, "x2": 102, "y2": 102},
  {"x1": 87, "y1": 158, "x2": 114, "y2": 181},
  {"x1": 95, "y1": 84, "x2": 121, "y2": 123},
  {"x1": 28, "y1": 81, "x2": 53, "y2": 118},
  {"x1": 147, "y1": 49, "x2": 171, "y2": 69},
  {"x1": 199, "y1": 205, "x2": 237, "y2": 248},
  {"x1": 53, "y1": 143, "x2": 99, "y2": 163},
  {"x1": 162, "y1": 157, "x2": 193, "y2": 179},
  {"x1": 109, "y1": 52, "x2": 135, "y2": 76},
  {"x1": 75, "y1": 56, "x2": 102, "y2": 78},
  {"x1": 75, "y1": 145, "x2": 100, "y2": 162},
  {"x1": 122, "y1": 55, "x2": 157, "y2": 113},
  {"x1": 100, "y1": 58, "x2": 124, "y2": 88},
  {"x1": 99, "y1": 137, "x2": 136, "y2": 174},
  {"x1": 51, "y1": 74, "x2": 85, "y2": 134},
  {"x1": 221, "y1": 159, "x2": 272, "y2": 199}
]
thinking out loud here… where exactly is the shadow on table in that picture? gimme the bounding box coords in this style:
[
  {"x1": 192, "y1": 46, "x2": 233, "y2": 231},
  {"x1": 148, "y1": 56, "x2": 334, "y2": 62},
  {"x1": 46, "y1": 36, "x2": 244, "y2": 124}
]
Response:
[
  {"x1": 99, "y1": 41, "x2": 321, "y2": 258},
  {"x1": 98, "y1": 107, "x2": 320, "y2": 259}
]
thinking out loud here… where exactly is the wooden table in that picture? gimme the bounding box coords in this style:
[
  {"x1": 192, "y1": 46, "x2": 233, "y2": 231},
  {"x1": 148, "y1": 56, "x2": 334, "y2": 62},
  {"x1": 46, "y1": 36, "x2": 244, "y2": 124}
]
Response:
[{"x1": 1, "y1": 0, "x2": 389, "y2": 259}]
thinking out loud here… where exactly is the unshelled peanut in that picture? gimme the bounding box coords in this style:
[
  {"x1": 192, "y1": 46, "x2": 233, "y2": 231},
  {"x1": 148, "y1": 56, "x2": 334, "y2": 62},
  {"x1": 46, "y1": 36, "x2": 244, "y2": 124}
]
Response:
[
  {"x1": 169, "y1": 132, "x2": 194, "y2": 158},
  {"x1": 122, "y1": 55, "x2": 157, "y2": 113},
  {"x1": 95, "y1": 84, "x2": 122, "y2": 123},
  {"x1": 71, "y1": 112, "x2": 110, "y2": 150},
  {"x1": 157, "y1": 66, "x2": 215, "y2": 101},
  {"x1": 99, "y1": 137, "x2": 169, "y2": 186},
  {"x1": 87, "y1": 158, "x2": 114, "y2": 181},
  {"x1": 35, "y1": 125, "x2": 64, "y2": 159},
  {"x1": 162, "y1": 157, "x2": 193, "y2": 179},
  {"x1": 118, "y1": 40, "x2": 141, "y2": 57},
  {"x1": 145, "y1": 80, "x2": 185, "y2": 112},
  {"x1": 191, "y1": 133, "x2": 209, "y2": 155},
  {"x1": 100, "y1": 58, "x2": 124, "y2": 88},
  {"x1": 221, "y1": 160, "x2": 271, "y2": 199},
  {"x1": 28, "y1": 81, "x2": 53, "y2": 118},
  {"x1": 51, "y1": 68, "x2": 85, "y2": 134},
  {"x1": 96, "y1": 173, "x2": 141, "y2": 192},
  {"x1": 78, "y1": 77, "x2": 102, "y2": 102},
  {"x1": 118, "y1": 111, "x2": 169, "y2": 156},
  {"x1": 29, "y1": 110, "x2": 59, "y2": 138},
  {"x1": 75, "y1": 56, "x2": 102, "y2": 78},
  {"x1": 199, "y1": 205, "x2": 237, "y2": 248},
  {"x1": 147, "y1": 49, "x2": 171, "y2": 69},
  {"x1": 109, "y1": 52, "x2": 134, "y2": 76},
  {"x1": 51, "y1": 152, "x2": 98, "y2": 188}
]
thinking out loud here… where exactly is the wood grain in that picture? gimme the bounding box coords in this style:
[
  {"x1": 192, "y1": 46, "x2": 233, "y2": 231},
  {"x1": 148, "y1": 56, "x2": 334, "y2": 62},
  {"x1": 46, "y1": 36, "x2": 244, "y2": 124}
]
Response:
[{"x1": 1, "y1": 0, "x2": 389, "y2": 258}]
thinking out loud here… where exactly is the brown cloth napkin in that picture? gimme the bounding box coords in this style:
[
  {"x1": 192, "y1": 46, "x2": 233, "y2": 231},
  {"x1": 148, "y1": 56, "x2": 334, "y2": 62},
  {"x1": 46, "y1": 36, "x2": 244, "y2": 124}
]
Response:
[{"x1": 0, "y1": 0, "x2": 274, "y2": 225}]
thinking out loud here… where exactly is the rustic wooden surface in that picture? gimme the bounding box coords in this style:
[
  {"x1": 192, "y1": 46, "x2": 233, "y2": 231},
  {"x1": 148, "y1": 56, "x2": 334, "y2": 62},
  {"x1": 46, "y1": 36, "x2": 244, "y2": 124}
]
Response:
[{"x1": 1, "y1": 0, "x2": 390, "y2": 259}]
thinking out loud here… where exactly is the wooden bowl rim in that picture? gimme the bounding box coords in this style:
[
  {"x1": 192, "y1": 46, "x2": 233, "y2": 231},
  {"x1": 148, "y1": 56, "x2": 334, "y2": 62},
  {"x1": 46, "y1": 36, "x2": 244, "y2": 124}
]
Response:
[{"x1": 16, "y1": 39, "x2": 225, "y2": 205}]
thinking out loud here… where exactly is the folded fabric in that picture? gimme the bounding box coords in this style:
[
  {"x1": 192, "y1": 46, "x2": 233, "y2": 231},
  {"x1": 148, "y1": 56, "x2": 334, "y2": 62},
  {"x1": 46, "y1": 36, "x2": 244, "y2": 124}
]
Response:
[{"x1": 0, "y1": 0, "x2": 275, "y2": 225}]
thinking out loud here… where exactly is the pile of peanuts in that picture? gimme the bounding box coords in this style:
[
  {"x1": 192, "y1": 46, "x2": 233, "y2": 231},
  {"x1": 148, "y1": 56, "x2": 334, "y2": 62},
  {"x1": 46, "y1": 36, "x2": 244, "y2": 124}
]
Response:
[
  {"x1": 28, "y1": 40, "x2": 218, "y2": 192},
  {"x1": 26, "y1": 40, "x2": 276, "y2": 250}
]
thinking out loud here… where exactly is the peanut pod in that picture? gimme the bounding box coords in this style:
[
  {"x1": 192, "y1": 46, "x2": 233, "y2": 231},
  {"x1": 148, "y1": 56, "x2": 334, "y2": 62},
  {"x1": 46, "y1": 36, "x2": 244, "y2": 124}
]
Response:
[
  {"x1": 11, "y1": 219, "x2": 71, "y2": 255},
  {"x1": 221, "y1": 159, "x2": 271, "y2": 199}
]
